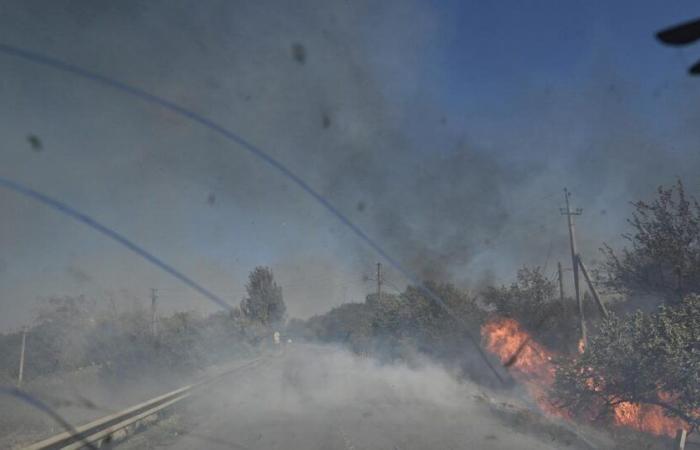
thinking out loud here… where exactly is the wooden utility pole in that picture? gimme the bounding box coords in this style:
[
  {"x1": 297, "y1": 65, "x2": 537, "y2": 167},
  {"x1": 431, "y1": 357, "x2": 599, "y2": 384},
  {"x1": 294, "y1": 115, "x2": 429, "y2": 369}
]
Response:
[
  {"x1": 376, "y1": 262, "x2": 382, "y2": 303},
  {"x1": 150, "y1": 288, "x2": 158, "y2": 338},
  {"x1": 17, "y1": 327, "x2": 27, "y2": 387},
  {"x1": 557, "y1": 262, "x2": 565, "y2": 303},
  {"x1": 577, "y1": 255, "x2": 609, "y2": 318},
  {"x1": 561, "y1": 188, "x2": 586, "y2": 346}
]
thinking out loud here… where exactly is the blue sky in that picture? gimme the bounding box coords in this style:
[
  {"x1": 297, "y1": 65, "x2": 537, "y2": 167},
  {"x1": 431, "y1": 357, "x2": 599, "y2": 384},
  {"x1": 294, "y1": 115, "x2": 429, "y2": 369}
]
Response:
[{"x1": 1, "y1": 0, "x2": 700, "y2": 331}]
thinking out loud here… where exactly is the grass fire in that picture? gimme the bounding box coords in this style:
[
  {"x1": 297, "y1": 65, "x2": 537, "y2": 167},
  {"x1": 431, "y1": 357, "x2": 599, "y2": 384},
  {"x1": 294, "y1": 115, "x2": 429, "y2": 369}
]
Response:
[{"x1": 481, "y1": 316, "x2": 692, "y2": 438}]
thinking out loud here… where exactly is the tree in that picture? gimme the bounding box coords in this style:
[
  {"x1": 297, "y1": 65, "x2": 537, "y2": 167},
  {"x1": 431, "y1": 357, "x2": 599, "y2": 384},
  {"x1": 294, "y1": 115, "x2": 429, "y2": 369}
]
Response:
[
  {"x1": 553, "y1": 295, "x2": 700, "y2": 430},
  {"x1": 240, "y1": 266, "x2": 286, "y2": 326},
  {"x1": 551, "y1": 181, "x2": 700, "y2": 433},
  {"x1": 599, "y1": 180, "x2": 700, "y2": 305}
]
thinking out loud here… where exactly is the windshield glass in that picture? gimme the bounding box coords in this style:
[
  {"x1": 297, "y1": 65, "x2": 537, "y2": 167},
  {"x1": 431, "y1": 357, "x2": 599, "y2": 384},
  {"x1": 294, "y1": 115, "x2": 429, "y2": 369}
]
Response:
[{"x1": 1, "y1": 2, "x2": 699, "y2": 449}]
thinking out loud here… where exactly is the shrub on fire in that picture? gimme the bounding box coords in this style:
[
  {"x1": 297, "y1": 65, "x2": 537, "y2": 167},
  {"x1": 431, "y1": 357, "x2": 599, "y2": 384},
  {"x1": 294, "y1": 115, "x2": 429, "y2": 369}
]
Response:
[
  {"x1": 482, "y1": 266, "x2": 583, "y2": 352},
  {"x1": 552, "y1": 294, "x2": 700, "y2": 436}
]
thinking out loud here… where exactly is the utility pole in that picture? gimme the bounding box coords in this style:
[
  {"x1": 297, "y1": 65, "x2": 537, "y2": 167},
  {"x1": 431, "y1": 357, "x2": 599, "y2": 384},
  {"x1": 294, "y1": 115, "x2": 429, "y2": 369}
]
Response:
[
  {"x1": 561, "y1": 188, "x2": 586, "y2": 346},
  {"x1": 577, "y1": 255, "x2": 609, "y2": 319},
  {"x1": 150, "y1": 288, "x2": 158, "y2": 338},
  {"x1": 376, "y1": 262, "x2": 382, "y2": 303},
  {"x1": 17, "y1": 326, "x2": 27, "y2": 387},
  {"x1": 557, "y1": 262, "x2": 565, "y2": 303}
]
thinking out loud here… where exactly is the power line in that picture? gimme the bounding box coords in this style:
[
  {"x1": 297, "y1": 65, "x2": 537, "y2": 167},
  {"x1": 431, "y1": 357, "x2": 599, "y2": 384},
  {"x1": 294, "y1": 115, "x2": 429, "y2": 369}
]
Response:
[{"x1": 541, "y1": 235, "x2": 554, "y2": 274}]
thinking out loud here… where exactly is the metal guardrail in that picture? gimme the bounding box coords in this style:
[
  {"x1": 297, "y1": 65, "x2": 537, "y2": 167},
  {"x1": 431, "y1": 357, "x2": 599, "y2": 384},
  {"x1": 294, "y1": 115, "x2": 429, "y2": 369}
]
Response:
[{"x1": 21, "y1": 356, "x2": 267, "y2": 450}]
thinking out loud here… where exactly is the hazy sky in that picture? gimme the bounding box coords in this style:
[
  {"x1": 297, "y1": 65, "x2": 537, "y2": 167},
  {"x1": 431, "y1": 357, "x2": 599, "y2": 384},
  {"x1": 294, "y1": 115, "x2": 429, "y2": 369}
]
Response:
[{"x1": 1, "y1": 0, "x2": 700, "y2": 331}]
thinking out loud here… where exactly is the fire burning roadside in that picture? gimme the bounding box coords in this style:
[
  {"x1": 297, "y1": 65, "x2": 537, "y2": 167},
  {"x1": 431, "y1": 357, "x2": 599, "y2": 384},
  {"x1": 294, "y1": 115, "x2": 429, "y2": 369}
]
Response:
[{"x1": 481, "y1": 316, "x2": 690, "y2": 438}]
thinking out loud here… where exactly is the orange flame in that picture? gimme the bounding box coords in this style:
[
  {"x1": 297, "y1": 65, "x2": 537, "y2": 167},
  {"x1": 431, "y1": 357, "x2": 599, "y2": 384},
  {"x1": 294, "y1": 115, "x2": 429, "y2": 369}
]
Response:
[
  {"x1": 613, "y1": 398, "x2": 687, "y2": 437},
  {"x1": 481, "y1": 316, "x2": 688, "y2": 437},
  {"x1": 482, "y1": 317, "x2": 564, "y2": 417},
  {"x1": 482, "y1": 317, "x2": 554, "y2": 383}
]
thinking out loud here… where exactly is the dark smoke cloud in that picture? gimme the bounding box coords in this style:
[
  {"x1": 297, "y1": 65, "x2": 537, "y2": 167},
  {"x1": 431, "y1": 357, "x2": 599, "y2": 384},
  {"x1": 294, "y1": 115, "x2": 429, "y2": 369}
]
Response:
[{"x1": 1, "y1": 0, "x2": 700, "y2": 329}]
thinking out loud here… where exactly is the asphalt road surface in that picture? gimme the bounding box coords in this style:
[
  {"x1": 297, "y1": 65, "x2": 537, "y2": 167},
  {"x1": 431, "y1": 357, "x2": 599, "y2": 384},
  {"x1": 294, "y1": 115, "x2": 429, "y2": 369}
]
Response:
[{"x1": 120, "y1": 344, "x2": 603, "y2": 450}]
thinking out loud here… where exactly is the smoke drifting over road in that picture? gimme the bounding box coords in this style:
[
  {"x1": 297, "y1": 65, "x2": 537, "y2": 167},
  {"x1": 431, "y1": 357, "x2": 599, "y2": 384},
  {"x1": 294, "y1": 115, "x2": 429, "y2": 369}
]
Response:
[{"x1": 147, "y1": 344, "x2": 595, "y2": 450}]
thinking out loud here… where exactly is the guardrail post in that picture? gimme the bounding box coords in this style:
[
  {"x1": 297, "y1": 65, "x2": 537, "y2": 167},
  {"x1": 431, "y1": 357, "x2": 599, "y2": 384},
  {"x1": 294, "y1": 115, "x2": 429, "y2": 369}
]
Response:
[
  {"x1": 673, "y1": 429, "x2": 687, "y2": 450},
  {"x1": 17, "y1": 327, "x2": 27, "y2": 387}
]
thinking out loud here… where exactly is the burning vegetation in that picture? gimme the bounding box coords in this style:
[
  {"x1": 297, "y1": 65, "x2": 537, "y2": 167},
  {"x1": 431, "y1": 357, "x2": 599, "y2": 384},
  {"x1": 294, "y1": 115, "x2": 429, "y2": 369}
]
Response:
[
  {"x1": 477, "y1": 182, "x2": 700, "y2": 441},
  {"x1": 482, "y1": 318, "x2": 559, "y2": 414},
  {"x1": 482, "y1": 311, "x2": 698, "y2": 438}
]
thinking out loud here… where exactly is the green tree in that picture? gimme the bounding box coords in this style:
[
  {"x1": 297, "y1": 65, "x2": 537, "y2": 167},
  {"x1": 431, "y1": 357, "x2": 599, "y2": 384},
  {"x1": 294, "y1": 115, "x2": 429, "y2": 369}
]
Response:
[
  {"x1": 240, "y1": 266, "x2": 286, "y2": 326},
  {"x1": 599, "y1": 180, "x2": 700, "y2": 305},
  {"x1": 553, "y1": 295, "x2": 700, "y2": 429}
]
